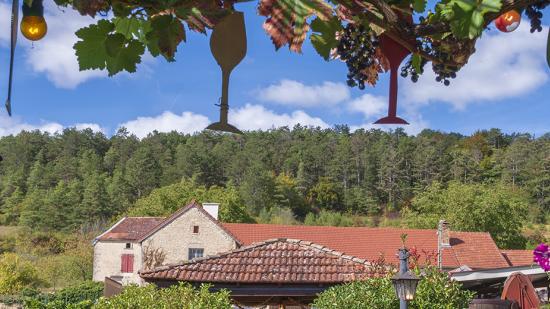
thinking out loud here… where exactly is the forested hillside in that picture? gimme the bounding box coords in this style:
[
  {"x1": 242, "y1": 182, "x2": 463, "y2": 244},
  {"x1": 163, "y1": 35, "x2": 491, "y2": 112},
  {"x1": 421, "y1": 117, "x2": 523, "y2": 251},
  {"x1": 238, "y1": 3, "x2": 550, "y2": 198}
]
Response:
[{"x1": 0, "y1": 126, "x2": 548, "y2": 248}]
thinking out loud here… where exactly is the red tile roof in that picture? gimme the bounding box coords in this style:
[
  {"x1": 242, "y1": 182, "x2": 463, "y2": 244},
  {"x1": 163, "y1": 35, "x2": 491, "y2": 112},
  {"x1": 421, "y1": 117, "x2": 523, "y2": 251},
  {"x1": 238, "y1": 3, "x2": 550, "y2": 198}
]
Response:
[
  {"x1": 96, "y1": 201, "x2": 241, "y2": 245},
  {"x1": 136, "y1": 201, "x2": 241, "y2": 244},
  {"x1": 97, "y1": 217, "x2": 164, "y2": 241},
  {"x1": 222, "y1": 223, "x2": 510, "y2": 270},
  {"x1": 96, "y1": 203, "x2": 510, "y2": 270},
  {"x1": 501, "y1": 250, "x2": 535, "y2": 267},
  {"x1": 140, "y1": 239, "x2": 381, "y2": 284}
]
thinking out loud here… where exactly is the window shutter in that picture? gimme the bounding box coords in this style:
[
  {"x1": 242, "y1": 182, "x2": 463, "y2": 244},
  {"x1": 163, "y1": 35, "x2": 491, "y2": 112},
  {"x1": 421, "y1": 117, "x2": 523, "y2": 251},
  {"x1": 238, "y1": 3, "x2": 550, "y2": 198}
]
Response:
[
  {"x1": 127, "y1": 254, "x2": 134, "y2": 273},
  {"x1": 121, "y1": 254, "x2": 126, "y2": 272},
  {"x1": 121, "y1": 254, "x2": 134, "y2": 273}
]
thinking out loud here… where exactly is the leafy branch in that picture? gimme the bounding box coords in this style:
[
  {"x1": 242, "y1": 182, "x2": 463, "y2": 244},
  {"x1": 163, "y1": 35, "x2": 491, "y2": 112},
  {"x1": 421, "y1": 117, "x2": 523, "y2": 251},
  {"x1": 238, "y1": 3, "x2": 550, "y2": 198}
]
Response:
[{"x1": 59, "y1": 0, "x2": 548, "y2": 85}]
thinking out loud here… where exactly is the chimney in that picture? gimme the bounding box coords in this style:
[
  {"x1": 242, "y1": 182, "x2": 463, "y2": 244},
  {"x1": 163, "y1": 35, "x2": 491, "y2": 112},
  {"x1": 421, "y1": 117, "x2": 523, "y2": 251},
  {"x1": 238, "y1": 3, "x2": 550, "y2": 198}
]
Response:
[
  {"x1": 202, "y1": 203, "x2": 219, "y2": 220},
  {"x1": 438, "y1": 220, "x2": 451, "y2": 247},
  {"x1": 437, "y1": 220, "x2": 450, "y2": 270}
]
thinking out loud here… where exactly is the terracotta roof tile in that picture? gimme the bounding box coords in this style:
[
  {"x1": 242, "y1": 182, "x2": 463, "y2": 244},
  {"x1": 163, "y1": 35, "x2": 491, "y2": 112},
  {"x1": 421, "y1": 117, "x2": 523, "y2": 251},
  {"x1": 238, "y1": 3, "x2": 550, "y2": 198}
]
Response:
[
  {"x1": 501, "y1": 250, "x2": 535, "y2": 267},
  {"x1": 140, "y1": 239, "x2": 379, "y2": 284},
  {"x1": 222, "y1": 223, "x2": 509, "y2": 269},
  {"x1": 97, "y1": 217, "x2": 164, "y2": 241}
]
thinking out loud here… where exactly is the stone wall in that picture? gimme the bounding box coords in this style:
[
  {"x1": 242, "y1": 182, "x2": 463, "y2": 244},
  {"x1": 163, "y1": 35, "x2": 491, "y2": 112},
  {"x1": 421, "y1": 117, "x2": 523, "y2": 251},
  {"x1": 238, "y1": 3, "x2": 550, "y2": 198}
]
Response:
[
  {"x1": 94, "y1": 206, "x2": 237, "y2": 286},
  {"x1": 142, "y1": 207, "x2": 237, "y2": 266}
]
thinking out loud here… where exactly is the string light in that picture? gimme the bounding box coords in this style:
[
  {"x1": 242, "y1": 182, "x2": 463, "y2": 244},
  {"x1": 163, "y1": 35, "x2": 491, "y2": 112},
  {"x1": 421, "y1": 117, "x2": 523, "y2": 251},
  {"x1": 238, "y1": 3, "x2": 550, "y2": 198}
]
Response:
[{"x1": 20, "y1": 0, "x2": 47, "y2": 41}]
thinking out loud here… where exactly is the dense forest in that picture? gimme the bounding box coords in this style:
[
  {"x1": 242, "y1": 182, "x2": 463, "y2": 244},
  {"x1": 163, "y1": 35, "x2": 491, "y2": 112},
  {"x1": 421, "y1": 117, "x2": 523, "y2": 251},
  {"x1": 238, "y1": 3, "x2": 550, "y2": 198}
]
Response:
[{"x1": 0, "y1": 126, "x2": 548, "y2": 249}]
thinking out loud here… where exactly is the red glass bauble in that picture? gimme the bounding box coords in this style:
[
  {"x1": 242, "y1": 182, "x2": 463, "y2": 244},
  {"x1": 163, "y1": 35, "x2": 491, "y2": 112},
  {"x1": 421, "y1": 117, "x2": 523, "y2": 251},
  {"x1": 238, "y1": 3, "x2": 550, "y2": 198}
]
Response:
[{"x1": 495, "y1": 10, "x2": 521, "y2": 32}]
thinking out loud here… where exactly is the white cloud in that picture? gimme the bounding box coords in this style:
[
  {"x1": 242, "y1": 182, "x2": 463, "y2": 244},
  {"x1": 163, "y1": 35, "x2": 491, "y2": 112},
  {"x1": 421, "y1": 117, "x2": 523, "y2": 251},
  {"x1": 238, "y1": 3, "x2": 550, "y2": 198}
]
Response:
[
  {"x1": 230, "y1": 104, "x2": 329, "y2": 130},
  {"x1": 119, "y1": 111, "x2": 210, "y2": 138},
  {"x1": 118, "y1": 105, "x2": 329, "y2": 137},
  {"x1": 348, "y1": 94, "x2": 388, "y2": 118},
  {"x1": 23, "y1": 2, "x2": 106, "y2": 88},
  {"x1": 0, "y1": 113, "x2": 63, "y2": 136},
  {"x1": 258, "y1": 80, "x2": 350, "y2": 107},
  {"x1": 351, "y1": 112, "x2": 429, "y2": 135},
  {"x1": 404, "y1": 23, "x2": 549, "y2": 109},
  {"x1": 0, "y1": 0, "x2": 106, "y2": 88},
  {"x1": 0, "y1": 110, "x2": 105, "y2": 137},
  {"x1": 0, "y1": 2, "x2": 10, "y2": 45},
  {"x1": 74, "y1": 123, "x2": 106, "y2": 133}
]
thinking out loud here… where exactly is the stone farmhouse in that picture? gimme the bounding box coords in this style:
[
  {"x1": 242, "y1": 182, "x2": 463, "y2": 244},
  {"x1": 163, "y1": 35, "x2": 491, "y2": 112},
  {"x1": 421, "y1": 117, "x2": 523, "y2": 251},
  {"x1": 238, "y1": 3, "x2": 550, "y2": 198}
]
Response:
[{"x1": 93, "y1": 201, "x2": 543, "y2": 306}]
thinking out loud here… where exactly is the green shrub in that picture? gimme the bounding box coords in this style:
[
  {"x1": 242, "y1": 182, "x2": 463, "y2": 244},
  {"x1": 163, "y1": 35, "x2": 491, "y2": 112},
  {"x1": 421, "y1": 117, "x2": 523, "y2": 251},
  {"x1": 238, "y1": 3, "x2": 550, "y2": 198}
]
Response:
[
  {"x1": 23, "y1": 281, "x2": 102, "y2": 309},
  {"x1": 314, "y1": 267, "x2": 474, "y2": 309},
  {"x1": 411, "y1": 267, "x2": 474, "y2": 309},
  {"x1": 94, "y1": 283, "x2": 232, "y2": 309},
  {"x1": 0, "y1": 252, "x2": 41, "y2": 294},
  {"x1": 313, "y1": 277, "x2": 398, "y2": 309}
]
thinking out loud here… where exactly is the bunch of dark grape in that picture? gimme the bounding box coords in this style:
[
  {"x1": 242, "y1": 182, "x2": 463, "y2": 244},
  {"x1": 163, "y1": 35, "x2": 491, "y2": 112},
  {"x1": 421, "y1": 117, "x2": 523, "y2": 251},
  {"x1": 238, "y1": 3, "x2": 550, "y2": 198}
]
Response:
[
  {"x1": 429, "y1": 41, "x2": 460, "y2": 86},
  {"x1": 400, "y1": 57, "x2": 427, "y2": 83},
  {"x1": 337, "y1": 24, "x2": 378, "y2": 90},
  {"x1": 433, "y1": 64, "x2": 457, "y2": 86},
  {"x1": 525, "y1": 0, "x2": 549, "y2": 33}
]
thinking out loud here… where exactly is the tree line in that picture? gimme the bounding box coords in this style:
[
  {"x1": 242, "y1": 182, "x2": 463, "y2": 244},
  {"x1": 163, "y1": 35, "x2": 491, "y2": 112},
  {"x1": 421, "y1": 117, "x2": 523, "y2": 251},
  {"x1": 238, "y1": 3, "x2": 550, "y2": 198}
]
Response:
[{"x1": 0, "y1": 126, "x2": 548, "y2": 241}]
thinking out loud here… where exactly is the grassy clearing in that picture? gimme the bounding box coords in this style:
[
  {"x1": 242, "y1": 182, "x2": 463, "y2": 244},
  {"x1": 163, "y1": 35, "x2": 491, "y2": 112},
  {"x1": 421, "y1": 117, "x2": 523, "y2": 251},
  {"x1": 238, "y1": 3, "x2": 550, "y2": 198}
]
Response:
[{"x1": 0, "y1": 226, "x2": 20, "y2": 237}]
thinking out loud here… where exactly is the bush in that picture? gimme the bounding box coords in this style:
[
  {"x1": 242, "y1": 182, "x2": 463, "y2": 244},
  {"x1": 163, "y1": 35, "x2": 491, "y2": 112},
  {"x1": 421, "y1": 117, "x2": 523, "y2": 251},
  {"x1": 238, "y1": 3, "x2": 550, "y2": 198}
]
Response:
[
  {"x1": 411, "y1": 267, "x2": 474, "y2": 309},
  {"x1": 94, "y1": 283, "x2": 232, "y2": 309},
  {"x1": 313, "y1": 267, "x2": 474, "y2": 309},
  {"x1": 22, "y1": 281, "x2": 102, "y2": 309},
  {"x1": 403, "y1": 182, "x2": 529, "y2": 249},
  {"x1": 313, "y1": 277, "x2": 398, "y2": 309},
  {"x1": 0, "y1": 252, "x2": 41, "y2": 294}
]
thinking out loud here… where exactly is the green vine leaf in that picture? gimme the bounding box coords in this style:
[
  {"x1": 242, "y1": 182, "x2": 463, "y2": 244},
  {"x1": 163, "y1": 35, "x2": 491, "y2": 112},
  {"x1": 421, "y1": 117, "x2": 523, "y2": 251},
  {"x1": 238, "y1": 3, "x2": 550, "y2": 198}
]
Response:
[
  {"x1": 146, "y1": 15, "x2": 186, "y2": 61},
  {"x1": 106, "y1": 39, "x2": 145, "y2": 76},
  {"x1": 74, "y1": 20, "x2": 114, "y2": 71},
  {"x1": 74, "y1": 19, "x2": 145, "y2": 76},
  {"x1": 259, "y1": 0, "x2": 333, "y2": 52},
  {"x1": 438, "y1": 0, "x2": 501, "y2": 39},
  {"x1": 411, "y1": 54, "x2": 423, "y2": 73},
  {"x1": 413, "y1": 0, "x2": 427, "y2": 13},
  {"x1": 310, "y1": 16, "x2": 342, "y2": 61}
]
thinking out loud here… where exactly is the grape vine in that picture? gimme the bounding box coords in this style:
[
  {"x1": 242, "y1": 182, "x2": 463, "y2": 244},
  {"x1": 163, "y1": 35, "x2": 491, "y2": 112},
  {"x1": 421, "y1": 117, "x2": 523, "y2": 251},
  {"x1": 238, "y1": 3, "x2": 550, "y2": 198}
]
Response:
[
  {"x1": 337, "y1": 24, "x2": 379, "y2": 90},
  {"x1": 525, "y1": 0, "x2": 549, "y2": 33}
]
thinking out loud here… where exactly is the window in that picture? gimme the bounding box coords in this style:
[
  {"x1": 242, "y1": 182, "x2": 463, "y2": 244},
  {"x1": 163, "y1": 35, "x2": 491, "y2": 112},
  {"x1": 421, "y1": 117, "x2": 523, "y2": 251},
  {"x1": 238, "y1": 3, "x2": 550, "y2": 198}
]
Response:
[
  {"x1": 193, "y1": 226, "x2": 199, "y2": 234},
  {"x1": 188, "y1": 248, "x2": 204, "y2": 260},
  {"x1": 121, "y1": 254, "x2": 134, "y2": 273},
  {"x1": 125, "y1": 243, "x2": 131, "y2": 249}
]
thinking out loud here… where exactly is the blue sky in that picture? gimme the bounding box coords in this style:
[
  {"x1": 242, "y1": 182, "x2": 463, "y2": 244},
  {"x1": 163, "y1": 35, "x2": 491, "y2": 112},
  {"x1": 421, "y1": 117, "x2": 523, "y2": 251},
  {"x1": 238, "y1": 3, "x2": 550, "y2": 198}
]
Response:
[{"x1": 0, "y1": 0, "x2": 548, "y2": 137}]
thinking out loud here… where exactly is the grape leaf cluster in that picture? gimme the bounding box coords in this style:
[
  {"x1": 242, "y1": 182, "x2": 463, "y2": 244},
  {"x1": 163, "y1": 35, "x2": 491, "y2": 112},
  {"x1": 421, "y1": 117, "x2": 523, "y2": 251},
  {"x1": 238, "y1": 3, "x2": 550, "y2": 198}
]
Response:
[
  {"x1": 525, "y1": 0, "x2": 549, "y2": 33},
  {"x1": 401, "y1": 56, "x2": 427, "y2": 83},
  {"x1": 337, "y1": 24, "x2": 379, "y2": 90}
]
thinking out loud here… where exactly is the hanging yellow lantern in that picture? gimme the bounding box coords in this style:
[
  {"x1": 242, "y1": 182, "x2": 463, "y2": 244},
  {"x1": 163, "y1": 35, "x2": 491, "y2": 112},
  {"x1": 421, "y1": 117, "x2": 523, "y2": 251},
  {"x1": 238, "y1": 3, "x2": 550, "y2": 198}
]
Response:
[{"x1": 20, "y1": 0, "x2": 47, "y2": 41}]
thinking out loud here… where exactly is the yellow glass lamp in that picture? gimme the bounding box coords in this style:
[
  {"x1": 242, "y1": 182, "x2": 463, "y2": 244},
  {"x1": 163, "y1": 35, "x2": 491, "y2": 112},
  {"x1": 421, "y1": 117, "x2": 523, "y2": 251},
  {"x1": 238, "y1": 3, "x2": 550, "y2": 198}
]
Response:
[{"x1": 20, "y1": 0, "x2": 47, "y2": 41}]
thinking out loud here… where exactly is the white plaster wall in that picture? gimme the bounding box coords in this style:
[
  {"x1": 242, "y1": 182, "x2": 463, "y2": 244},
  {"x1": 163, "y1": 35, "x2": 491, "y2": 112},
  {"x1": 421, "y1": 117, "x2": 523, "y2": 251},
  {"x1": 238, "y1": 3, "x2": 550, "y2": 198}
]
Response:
[{"x1": 93, "y1": 241, "x2": 143, "y2": 285}]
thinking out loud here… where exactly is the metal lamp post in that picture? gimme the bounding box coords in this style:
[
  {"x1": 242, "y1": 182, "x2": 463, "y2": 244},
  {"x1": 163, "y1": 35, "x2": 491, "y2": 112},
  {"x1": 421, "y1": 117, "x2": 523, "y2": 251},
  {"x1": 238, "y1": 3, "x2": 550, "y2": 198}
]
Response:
[{"x1": 391, "y1": 248, "x2": 421, "y2": 309}]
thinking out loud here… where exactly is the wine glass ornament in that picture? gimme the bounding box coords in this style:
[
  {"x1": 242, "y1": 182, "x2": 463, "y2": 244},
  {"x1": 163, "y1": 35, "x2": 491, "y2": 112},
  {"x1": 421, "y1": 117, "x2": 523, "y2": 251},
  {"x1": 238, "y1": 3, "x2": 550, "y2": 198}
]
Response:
[
  {"x1": 495, "y1": 10, "x2": 521, "y2": 32},
  {"x1": 374, "y1": 34, "x2": 411, "y2": 125},
  {"x1": 206, "y1": 11, "x2": 247, "y2": 134}
]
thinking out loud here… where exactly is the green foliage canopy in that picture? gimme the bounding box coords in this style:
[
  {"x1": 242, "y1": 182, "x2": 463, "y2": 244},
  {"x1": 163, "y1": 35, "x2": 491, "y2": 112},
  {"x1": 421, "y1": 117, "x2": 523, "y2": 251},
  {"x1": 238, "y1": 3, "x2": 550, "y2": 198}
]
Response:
[
  {"x1": 0, "y1": 253, "x2": 41, "y2": 294},
  {"x1": 0, "y1": 128, "x2": 548, "y2": 249},
  {"x1": 94, "y1": 283, "x2": 232, "y2": 309},
  {"x1": 129, "y1": 178, "x2": 254, "y2": 223},
  {"x1": 404, "y1": 181, "x2": 529, "y2": 248},
  {"x1": 48, "y1": 0, "x2": 549, "y2": 81},
  {"x1": 313, "y1": 267, "x2": 474, "y2": 309}
]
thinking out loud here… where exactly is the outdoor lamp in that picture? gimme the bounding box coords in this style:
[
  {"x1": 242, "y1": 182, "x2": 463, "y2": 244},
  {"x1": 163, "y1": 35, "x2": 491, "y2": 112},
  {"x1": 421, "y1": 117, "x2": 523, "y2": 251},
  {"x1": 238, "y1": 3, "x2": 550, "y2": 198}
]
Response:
[
  {"x1": 391, "y1": 270, "x2": 420, "y2": 301},
  {"x1": 21, "y1": 0, "x2": 47, "y2": 41}
]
